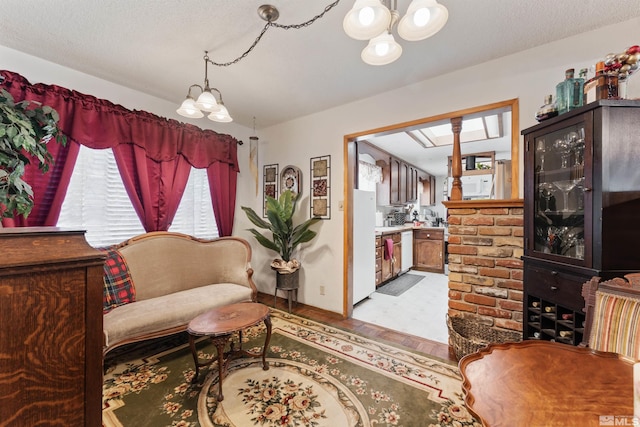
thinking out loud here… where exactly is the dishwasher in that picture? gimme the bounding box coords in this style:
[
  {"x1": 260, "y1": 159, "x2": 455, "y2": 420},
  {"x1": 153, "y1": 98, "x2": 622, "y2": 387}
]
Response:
[{"x1": 401, "y1": 230, "x2": 413, "y2": 273}]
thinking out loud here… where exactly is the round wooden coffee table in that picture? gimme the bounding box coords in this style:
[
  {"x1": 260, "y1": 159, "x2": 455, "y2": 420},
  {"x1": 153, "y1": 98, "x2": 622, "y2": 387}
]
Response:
[{"x1": 187, "y1": 302, "x2": 272, "y2": 401}]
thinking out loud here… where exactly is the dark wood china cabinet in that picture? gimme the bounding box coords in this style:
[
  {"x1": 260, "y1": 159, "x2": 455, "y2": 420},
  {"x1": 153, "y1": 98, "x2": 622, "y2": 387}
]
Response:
[{"x1": 522, "y1": 100, "x2": 640, "y2": 345}]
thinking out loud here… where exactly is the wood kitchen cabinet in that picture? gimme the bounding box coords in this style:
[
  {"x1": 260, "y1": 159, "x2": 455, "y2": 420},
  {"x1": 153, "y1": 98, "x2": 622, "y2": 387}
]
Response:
[
  {"x1": 413, "y1": 228, "x2": 444, "y2": 273},
  {"x1": 420, "y1": 173, "x2": 436, "y2": 206},
  {"x1": 375, "y1": 237, "x2": 382, "y2": 286},
  {"x1": 379, "y1": 232, "x2": 402, "y2": 286},
  {"x1": 389, "y1": 158, "x2": 423, "y2": 206},
  {"x1": 390, "y1": 158, "x2": 404, "y2": 205},
  {"x1": 407, "y1": 165, "x2": 419, "y2": 203},
  {"x1": 522, "y1": 100, "x2": 640, "y2": 345},
  {"x1": 359, "y1": 142, "x2": 425, "y2": 206}
]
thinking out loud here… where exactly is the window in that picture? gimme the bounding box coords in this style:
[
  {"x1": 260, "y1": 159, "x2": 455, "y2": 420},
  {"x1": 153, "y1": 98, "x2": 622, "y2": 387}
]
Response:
[
  {"x1": 58, "y1": 145, "x2": 218, "y2": 247},
  {"x1": 169, "y1": 168, "x2": 218, "y2": 239}
]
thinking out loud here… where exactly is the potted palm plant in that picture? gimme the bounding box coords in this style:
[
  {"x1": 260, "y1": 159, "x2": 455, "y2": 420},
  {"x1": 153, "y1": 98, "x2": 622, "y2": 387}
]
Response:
[
  {"x1": 0, "y1": 88, "x2": 66, "y2": 218},
  {"x1": 241, "y1": 190, "x2": 320, "y2": 288}
]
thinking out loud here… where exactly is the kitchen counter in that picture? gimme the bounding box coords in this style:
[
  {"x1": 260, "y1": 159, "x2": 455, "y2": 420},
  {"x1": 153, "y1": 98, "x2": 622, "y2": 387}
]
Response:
[{"x1": 375, "y1": 224, "x2": 446, "y2": 235}]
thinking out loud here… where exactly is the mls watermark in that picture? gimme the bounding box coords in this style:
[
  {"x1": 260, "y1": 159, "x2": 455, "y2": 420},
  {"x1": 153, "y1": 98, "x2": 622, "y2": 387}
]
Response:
[{"x1": 599, "y1": 416, "x2": 640, "y2": 426}]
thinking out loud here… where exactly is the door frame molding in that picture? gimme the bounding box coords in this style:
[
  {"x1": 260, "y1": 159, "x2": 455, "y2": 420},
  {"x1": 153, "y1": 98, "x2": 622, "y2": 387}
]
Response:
[{"x1": 342, "y1": 99, "x2": 520, "y2": 317}]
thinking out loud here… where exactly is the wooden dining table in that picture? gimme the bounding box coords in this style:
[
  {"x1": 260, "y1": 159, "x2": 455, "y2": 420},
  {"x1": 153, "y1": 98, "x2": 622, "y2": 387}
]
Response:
[{"x1": 459, "y1": 340, "x2": 635, "y2": 427}]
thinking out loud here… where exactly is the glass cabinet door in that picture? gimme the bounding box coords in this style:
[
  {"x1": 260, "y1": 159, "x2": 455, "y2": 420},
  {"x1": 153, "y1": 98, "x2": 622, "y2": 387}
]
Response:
[{"x1": 533, "y1": 122, "x2": 586, "y2": 261}]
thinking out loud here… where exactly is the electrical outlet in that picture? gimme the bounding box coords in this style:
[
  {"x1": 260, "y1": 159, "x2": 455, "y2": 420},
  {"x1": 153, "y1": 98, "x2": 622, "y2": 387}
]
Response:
[{"x1": 320, "y1": 285, "x2": 325, "y2": 295}]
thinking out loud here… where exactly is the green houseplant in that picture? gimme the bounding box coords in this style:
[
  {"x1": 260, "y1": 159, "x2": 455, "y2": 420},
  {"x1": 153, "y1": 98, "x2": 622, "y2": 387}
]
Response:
[
  {"x1": 241, "y1": 190, "x2": 320, "y2": 274},
  {"x1": 0, "y1": 88, "x2": 66, "y2": 218}
]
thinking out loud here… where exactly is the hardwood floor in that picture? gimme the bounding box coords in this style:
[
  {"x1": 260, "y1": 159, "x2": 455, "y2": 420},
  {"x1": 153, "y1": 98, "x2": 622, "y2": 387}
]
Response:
[{"x1": 257, "y1": 292, "x2": 457, "y2": 363}]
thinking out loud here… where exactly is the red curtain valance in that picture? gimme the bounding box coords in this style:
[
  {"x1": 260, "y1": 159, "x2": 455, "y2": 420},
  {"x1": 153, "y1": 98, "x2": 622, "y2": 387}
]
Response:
[{"x1": 0, "y1": 70, "x2": 239, "y2": 171}]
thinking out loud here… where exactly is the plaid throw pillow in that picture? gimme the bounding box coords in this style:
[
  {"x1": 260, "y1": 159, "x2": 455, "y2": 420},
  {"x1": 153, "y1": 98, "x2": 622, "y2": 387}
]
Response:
[{"x1": 99, "y1": 247, "x2": 136, "y2": 314}]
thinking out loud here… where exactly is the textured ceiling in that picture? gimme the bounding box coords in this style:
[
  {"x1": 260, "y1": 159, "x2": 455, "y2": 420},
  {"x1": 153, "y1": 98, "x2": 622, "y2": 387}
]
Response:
[{"x1": 1, "y1": 1, "x2": 639, "y2": 129}]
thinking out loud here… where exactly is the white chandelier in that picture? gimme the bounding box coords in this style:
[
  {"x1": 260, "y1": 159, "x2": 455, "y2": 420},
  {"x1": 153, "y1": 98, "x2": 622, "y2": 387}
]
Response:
[
  {"x1": 177, "y1": 2, "x2": 342, "y2": 124},
  {"x1": 343, "y1": 0, "x2": 449, "y2": 65},
  {"x1": 176, "y1": 52, "x2": 233, "y2": 123}
]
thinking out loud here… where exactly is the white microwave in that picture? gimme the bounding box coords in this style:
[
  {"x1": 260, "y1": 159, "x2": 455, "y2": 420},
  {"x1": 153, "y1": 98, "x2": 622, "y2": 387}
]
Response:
[{"x1": 447, "y1": 174, "x2": 493, "y2": 199}]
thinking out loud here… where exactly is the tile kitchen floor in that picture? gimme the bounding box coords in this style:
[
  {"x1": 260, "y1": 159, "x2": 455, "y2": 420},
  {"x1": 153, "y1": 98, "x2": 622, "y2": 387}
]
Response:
[{"x1": 352, "y1": 270, "x2": 449, "y2": 344}]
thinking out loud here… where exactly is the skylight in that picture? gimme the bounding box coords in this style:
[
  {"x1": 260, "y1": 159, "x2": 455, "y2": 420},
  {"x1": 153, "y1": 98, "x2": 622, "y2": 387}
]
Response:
[{"x1": 416, "y1": 113, "x2": 503, "y2": 147}]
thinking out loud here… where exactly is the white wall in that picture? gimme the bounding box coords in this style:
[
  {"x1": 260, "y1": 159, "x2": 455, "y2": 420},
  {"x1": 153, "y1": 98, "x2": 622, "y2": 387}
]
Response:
[
  {"x1": 3, "y1": 17, "x2": 639, "y2": 315},
  {"x1": 242, "y1": 17, "x2": 640, "y2": 314}
]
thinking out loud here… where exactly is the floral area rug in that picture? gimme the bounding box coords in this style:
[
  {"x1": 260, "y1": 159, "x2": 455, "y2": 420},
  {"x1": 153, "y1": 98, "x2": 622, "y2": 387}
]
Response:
[{"x1": 102, "y1": 309, "x2": 479, "y2": 427}]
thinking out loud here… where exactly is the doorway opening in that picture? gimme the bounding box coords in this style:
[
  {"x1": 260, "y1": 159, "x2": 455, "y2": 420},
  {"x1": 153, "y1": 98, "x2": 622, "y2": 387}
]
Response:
[{"x1": 343, "y1": 99, "x2": 520, "y2": 342}]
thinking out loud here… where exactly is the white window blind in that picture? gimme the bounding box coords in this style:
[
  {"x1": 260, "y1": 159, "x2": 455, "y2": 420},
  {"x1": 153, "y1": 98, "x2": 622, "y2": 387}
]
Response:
[
  {"x1": 58, "y1": 145, "x2": 218, "y2": 247},
  {"x1": 169, "y1": 167, "x2": 219, "y2": 239}
]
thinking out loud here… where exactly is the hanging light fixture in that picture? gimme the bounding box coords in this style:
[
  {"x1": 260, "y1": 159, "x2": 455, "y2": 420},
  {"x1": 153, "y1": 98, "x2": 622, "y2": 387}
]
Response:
[
  {"x1": 343, "y1": 0, "x2": 449, "y2": 65},
  {"x1": 176, "y1": 51, "x2": 233, "y2": 123},
  {"x1": 177, "y1": 2, "x2": 341, "y2": 125}
]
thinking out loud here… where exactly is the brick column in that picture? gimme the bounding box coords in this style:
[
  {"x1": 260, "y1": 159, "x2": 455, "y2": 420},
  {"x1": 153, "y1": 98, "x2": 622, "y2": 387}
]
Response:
[{"x1": 444, "y1": 200, "x2": 524, "y2": 334}]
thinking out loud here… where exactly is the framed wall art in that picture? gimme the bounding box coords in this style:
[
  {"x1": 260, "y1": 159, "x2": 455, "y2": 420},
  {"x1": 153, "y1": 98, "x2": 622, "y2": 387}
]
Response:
[
  {"x1": 310, "y1": 155, "x2": 331, "y2": 219},
  {"x1": 263, "y1": 164, "x2": 279, "y2": 217},
  {"x1": 280, "y1": 165, "x2": 302, "y2": 199}
]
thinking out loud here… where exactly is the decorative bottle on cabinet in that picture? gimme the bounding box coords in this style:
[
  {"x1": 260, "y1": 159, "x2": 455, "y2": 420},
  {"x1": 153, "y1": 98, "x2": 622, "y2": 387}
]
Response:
[
  {"x1": 535, "y1": 94, "x2": 558, "y2": 122},
  {"x1": 556, "y1": 68, "x2": 584, "y2": 114},
  {"x1": 522, "y1": 99, "x2": 640, "y2": 346},
  {"x1": 583, "y1": 61, "x2": 619, "y2": 104}
]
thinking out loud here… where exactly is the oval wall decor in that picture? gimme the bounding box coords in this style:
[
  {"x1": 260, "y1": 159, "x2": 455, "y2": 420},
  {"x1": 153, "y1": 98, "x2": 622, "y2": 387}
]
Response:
[{"x1": 281, "y1": 165, "x2": 302, "y2": 198}]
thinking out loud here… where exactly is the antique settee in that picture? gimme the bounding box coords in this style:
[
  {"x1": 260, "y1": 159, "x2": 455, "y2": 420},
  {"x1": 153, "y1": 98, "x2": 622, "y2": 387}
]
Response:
[
  {"x1": 582, "y1": 273, "x2": 640, "y2": 359},
  {"x1": 101, "y1": 232, "x2": 257, "y2": 354}
]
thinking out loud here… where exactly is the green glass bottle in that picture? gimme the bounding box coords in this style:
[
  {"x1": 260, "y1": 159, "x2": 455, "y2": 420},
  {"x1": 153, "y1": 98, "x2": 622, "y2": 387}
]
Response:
[{"x1": 556, "y1": 68, "x2": 585, "y2": 115}]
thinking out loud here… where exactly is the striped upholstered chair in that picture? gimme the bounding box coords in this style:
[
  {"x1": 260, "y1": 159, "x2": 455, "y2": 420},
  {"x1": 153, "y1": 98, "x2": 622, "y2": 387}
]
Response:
[{"x1": 581, "y1": 274, "x2": 640, "y2": 359}]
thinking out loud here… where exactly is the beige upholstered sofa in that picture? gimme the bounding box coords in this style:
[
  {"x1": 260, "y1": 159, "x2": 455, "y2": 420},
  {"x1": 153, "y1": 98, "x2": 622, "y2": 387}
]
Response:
[{"x1": 102, "y1": 232, "x2": 257, "y2": 354}]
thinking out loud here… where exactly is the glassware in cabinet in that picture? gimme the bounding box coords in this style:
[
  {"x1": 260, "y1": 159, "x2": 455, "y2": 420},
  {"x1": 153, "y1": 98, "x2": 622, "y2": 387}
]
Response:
[{"x1": 532, "y1": 121, "x2": 587, "y2": 262}]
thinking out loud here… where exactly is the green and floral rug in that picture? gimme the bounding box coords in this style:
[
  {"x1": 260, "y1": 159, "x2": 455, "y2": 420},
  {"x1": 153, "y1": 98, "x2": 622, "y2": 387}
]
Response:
[{"x1": 102, "y1": 310, "x2": 479, "y2": 427}]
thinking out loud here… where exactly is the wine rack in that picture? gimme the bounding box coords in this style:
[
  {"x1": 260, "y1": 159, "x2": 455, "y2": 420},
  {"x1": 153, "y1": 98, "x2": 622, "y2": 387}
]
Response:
[{"x1": 526, "y1": 296, "x2": 585, "y2": 345}]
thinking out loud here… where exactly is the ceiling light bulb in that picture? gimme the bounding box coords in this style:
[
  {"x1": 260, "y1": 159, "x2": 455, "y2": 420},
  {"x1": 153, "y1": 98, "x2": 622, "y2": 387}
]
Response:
[
  {"x1": 176, "y1": 97, "x2": 204, "y2": 118},
  {"x1": 208, "y1": 104, "x2": 233, "y2": 123},
  {"x1": 375, "y1": 41, "x2": 390, "y2": 56},
  {"x1": 195, "y1": 90, "x2": 218, "y2": 112},
  {"x1": 413, "y1": 8, "x2": 430, "y2": 27},
  {"x1": 361, "y1": 32, "x2": 402, "y2": 66},
  {"x1": 398, "y1": 0, "x2": 448, "y2": 41},
  {"x1": 343, "y1": 0, "x2": 391, "y2": 40},
  {"x1": 358, "y1": 6, "x2": 374, "y2": 26}
]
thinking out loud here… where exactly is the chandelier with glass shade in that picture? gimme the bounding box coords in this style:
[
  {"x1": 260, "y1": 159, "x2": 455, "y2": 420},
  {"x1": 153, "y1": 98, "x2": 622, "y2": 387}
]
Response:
[
  {"x1": 176, "y1": 52, "x2": 233, "y2": 123},
  {"x1": 343, "y1": 0, "x2": 449, "y2": 65},
  {"x1": 176, "y1": 2, "x2": 342, "y2": 124}
]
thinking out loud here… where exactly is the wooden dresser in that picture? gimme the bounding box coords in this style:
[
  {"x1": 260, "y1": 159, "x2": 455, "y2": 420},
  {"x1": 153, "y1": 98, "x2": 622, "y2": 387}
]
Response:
[{"x1": 0, "y1": 228, "x2": 104, "y2": 426}]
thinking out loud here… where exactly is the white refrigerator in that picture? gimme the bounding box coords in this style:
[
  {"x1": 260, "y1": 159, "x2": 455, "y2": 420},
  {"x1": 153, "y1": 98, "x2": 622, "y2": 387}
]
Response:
[{"x1": 353, "y1": 189, "x2": 376, "y2": 305}]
